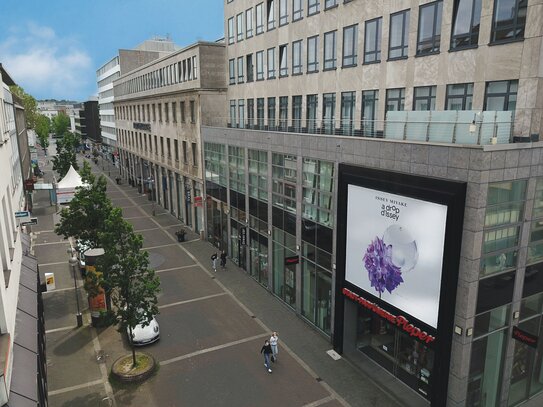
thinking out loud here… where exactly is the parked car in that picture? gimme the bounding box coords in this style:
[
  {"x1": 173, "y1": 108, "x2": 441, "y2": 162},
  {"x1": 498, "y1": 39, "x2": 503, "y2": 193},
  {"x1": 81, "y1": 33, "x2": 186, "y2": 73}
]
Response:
[{"x1": 127, "y1": 317, "x2": 160, "y2": 346}]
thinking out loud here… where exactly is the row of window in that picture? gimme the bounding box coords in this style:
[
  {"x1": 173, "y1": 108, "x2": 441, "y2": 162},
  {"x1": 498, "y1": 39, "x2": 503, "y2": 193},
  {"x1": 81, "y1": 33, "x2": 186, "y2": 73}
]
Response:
[
  {"x1": 113, "y1": 55, "x2": 198, "y2": 97},
  {"x1": 97, "y1": 71, "x2": 120, "y2": 89},
  {"x1": 228, "y1": 0, "x2": 527, "y2": 56},
  {"x1": 228, "y1": 80, "x2": 518, "y2": 130},
  {"x1": 119, "y1": 129, "x2": 199, "y2": 167},
  {"x1": 96, "y1": 56, "x2": 119, "y2": 78},
  {"x1": 116, "y1": 99, "x2": 197, "y2": 124}
]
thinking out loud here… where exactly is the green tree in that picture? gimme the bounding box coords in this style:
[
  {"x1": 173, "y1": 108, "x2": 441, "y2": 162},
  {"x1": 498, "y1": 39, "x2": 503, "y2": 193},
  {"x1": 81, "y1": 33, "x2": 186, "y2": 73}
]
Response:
[
  {"x1": 55, "y1": 161, "x2": 112, "y2": 248},
  {"x1": 9, "y1": 85, "x2": 38, "y2": 129},
  {"x1": 52, "y1": 111, "x2": 71, "y2": 137},
  {"x1": 97, "y1": 207, "x2": 160, "y2": 367},
  {"x1": 52, "y1": 131, "x2": 80, "y2": 178},
  {"x1": 35, "y1": 114, "x2": 50, "y2": 150}
]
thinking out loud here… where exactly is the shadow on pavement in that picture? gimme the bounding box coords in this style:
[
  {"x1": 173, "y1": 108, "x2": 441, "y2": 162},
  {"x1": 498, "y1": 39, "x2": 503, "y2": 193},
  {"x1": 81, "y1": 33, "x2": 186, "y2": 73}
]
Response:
[
  {"x1": 60, "y1": 393, "x2": 111, "y2": 407},
  {"x1": 53, "y1": 327, "x2": 94, "y2": 356}
]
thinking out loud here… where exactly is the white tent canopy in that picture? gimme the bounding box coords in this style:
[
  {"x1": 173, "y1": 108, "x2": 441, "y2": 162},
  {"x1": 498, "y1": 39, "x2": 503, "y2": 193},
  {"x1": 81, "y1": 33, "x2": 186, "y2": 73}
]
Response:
[{"x1": 57, "y1": 166, "x2": 86, "y2": 204}]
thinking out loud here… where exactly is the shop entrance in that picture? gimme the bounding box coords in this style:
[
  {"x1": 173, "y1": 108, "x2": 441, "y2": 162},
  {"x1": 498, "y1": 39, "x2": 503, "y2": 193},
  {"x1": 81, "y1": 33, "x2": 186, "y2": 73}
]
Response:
[
  {"x1": 357, "y1": 308, "x2": 434, "y2": 400},
  {"x1": 206, "y1": 197, "x2": 228, "y2": 250}
]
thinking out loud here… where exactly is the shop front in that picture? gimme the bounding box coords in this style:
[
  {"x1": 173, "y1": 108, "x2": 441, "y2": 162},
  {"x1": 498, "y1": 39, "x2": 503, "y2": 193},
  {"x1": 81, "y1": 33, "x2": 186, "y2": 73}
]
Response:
[{"x1": 334, "y1": 165, "x2": 466, "y2": 406}]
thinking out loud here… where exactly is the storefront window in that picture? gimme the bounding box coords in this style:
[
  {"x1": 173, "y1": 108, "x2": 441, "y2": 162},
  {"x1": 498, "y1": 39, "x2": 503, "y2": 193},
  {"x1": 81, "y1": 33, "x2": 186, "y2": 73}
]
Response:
[
  {"x1": 228, "y1": 146, "x2": 245, "y2": 193},
  {"x1": 272, "y1": 227, "x2": 297, "y2": 308},
  {"x1": 248, "y1": 149, "x2": 268, "y2": 201},
  {"x1": 528, "y1": 179, "x2": 543, "y2": 265},
  {"x1": 302, "y1": 158, "x2": 334, "y2": 228},
  {"x1": 356, "y1": 308, "x2": 434, "y2": 399},
  {"x1": 272, "y1": 153, "x2": 297, "y2": 214},
  {"x1": 249, "y1": 229, "x2": 268, "y2": 287}
]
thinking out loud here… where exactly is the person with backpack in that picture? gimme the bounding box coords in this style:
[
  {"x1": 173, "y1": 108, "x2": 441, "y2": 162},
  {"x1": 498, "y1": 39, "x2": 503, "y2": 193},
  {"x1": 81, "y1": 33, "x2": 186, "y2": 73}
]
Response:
[{"x1": 211, "y1": 252, "x2": 218, "y2": 272}]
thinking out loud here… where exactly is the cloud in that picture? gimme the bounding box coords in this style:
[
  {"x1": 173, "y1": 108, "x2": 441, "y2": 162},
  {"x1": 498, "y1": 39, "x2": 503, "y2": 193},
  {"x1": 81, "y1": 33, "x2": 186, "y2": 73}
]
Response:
[{"x1": 0, "y1": 22, "x2": 92, "y2": 100}]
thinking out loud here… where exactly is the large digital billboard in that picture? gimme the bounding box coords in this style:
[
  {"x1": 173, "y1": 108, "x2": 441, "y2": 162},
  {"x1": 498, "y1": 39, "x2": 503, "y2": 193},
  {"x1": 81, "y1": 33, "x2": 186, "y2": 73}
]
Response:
[{"x1": 344, "y1": 184, "x2": 448, "y2": 329}]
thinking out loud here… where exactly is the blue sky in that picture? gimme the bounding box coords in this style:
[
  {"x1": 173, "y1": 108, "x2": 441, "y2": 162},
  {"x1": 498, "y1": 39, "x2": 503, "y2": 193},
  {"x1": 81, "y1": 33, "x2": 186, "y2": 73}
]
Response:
[{"x1": 0, "y1": 0, "x2": 224, "y2": 101}]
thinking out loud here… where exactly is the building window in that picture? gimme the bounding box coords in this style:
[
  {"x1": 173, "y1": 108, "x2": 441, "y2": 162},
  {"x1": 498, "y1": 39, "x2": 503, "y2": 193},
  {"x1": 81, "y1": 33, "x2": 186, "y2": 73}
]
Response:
[
  {"x1": 445, "y1": 83, "x2": 473, "y2": 110},
  {"x1": 256, "y1": 3, "x2": 264, "y2": 34},
  {"x1": 247, "y1": 54, "x2": 254, "y2": 82},
  {"x1": 256, "y1": 51, "x2": 264, "y2": 80},
  {"x1": 267, "y1": 0, "x2": 276, "y2": 30},
  {"x1": 268, "y1": 97, "x2": 276, "y2": 129},
  {"x1": 182, "y1": 140, "x2": 188, "y2": 163},
  {"x1": 279, "y1": 96, "x2": 288, "y2": 130},
  {"x1": 230, "y1": 100, "x2": 237, "y2": 128},
  {"x1": 307, "y1": 35, "x2": 319, "y2": 73},
  {"x1": 172, "y1": 102, "x2": 177, "y2": 123},
  {"x1": 417, "y1": 1, "x2": 443, "y2": 55},
  {"x1": 229, "y1": 59, "x2": 236, "y2": 85},
  {"x1": 292, "y1": 95, "x2": 302, "y2": 131},
  {"x1": 413, "y1": 86, "x2": 437, "y2": 110},
  {"x1": 364, "y1": 18, "x2": 381, "y2": 64},
  {"x1": 190, "y1": 100, "x2": 195, "y2": 123},
  {"x1": 385, "y1": 88, "x2": 405, "y2": 113},
  {"x1": 389, "y1": 10, "x2": 410, "y2": 59},
  {"x1": 324, "y1": 0, "x2": 336, "y2": 9},
  {"x1": 237, "y1": 57, "x2": 244, "y2": 83},
  {"x1": 279, "y1": 44, "x2": 288, "y2": 77},
  {"x1": 308, "y1": 0, "x2": 320, "y2": 15},
  {"x1": 257, "y1": 98, "x2": 265, "y2": 127},
  {"x1": 152, "y1": 104, "x2": 156, "y2": 121},
  {"x1": 484, "y1": 80, "x2": 518, "y2": 111},
  {"x1": 341, "y1": 91, "x2": 355, "y2": 136},
  {"x1": 165, "y1": 102, "x2": 169, "y2": 122},
  {"x1": 306, "y1": 94, "x2": 318, "y2": 133},
  {"x1": 272, "y1": 153, "x2": 297, "y2": 215},
  {"x1": 238, "y1": 99, "x2": 245, "y2": 129},
  {"x1": 192, "y1": 142, "x2": 197, "y2": 167},
  {"x1": 279, "y1": 0, "x2": 288, "y2": 25},
  {"x1": 451, "y1": 0, "x2": 482, "y2": 50},
  {"x1": 293, "y1": 0, "x2": 303, "y2": 21},
  {"x1": 267, "y1": 47, "x2": 276, "y2": 79},
  {"x1": 480, "y1": 180, "x2": 526, "y2": 277},
  {"x1": 323, "y1": 30, "x2": 337, "y2": 70},
  {"x1": 528, "y1": 179, "x2": 543, "y2": 265},
  {"x1": 236, "y1": 13, "x2": 244, "y2": 41},
  {"x1": 180, "y1": 101, "x2": 185, "y2": 123},
  {"x1": 246, "y1": 8, "x2": 254, "y2": 38},
  {"x1": 247, "y1": 98, "x2": 254, "y2": 127},
  {"x1": 174, "y1": 139, "x2": 179, "y2": 161},
  {"x1": 491, "y1": 0, "x2": 527, "y2": 43},
  {"x1": 228, "y1": 17, "x2": 235, "y2": 44},
  {"x1": 343, "y1": 24, "x2": 358, "y2": 67},
  {"x1": 292, "y1": 40, "x2": 303, "y2": 74},
  {"x1": 158, "y1": 103, "x2": 162, "y2": 122},
  {"x1": 322, "y1": 93, "x2": 336, "y2": 134},
  {"x1": 362, "y1": 90, "x2": 379, "y2": 136}
]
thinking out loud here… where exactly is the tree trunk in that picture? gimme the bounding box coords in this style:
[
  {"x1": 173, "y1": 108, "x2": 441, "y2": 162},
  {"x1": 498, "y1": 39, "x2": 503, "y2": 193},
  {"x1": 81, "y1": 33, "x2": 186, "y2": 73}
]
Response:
[{"x1": 129, "y1": 326, "x2": 136, "y2": 368}]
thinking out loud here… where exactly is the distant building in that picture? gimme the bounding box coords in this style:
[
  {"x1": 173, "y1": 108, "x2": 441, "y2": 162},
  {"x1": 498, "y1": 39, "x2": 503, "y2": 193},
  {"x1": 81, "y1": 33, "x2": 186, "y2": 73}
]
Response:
[
  {"x1": 96, "y1": 37, "x2": 179, "y2": 157},
  {"x1": 74, "y1": 100, "x2": 101, "y2": 145}
]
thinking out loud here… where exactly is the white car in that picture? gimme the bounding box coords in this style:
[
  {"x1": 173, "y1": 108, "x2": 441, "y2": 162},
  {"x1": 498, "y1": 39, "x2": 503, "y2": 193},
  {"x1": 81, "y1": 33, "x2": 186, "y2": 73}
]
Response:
[{"x1": 127, "y1": 317, "x2": 160, "y2": 346}]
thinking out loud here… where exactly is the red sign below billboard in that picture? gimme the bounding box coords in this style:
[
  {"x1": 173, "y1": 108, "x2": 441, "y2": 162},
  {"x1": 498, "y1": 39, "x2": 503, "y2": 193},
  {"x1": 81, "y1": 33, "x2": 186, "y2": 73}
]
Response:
[
  {"x1": 512, "y1": 326, "x2": 538, "y2": 348},
  {"x1": 342, "y1": 287, "x2": 436, "y2": 344}
]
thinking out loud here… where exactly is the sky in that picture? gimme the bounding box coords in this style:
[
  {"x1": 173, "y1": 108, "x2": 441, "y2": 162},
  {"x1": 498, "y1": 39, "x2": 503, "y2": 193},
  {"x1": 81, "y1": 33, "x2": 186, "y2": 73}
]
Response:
[{"x1": 0, "y1": 0, "x2": 224, "y2": 101}]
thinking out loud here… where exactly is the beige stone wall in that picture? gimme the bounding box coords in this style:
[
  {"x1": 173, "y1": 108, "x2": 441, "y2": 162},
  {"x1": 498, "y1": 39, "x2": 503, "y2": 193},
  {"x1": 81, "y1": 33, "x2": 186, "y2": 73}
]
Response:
[{"x1": 225, "y1": 0, "x2": 543, "y2": 137}]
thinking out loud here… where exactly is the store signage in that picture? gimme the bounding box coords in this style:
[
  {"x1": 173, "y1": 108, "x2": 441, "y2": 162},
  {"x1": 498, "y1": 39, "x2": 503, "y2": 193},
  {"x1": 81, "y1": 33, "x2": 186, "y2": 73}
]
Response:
[
  {"x1": 15, "y1": 211, "x2": 30, "y2": 218},
  {"x1": 284, "y1": 256, "x2": 299, "y2": 265},
  {"x1": 342, "y1": 287, "x2": 436, "y2": 344},
  {"x1": 133, "y1": 122, "x2": 151, "y2": 131},
  {"x1": 21, "y1": 218, "x2": 38, "y2": 226},
  {"x1": 512, "y1": 326, "x2": 538, "y2": 349},
  {"x1": 185, "y1": 187, "x2": 192, "y2": 203},
  {"x1": 239, "y1": 227, "x2": 247, "y2": 246}
]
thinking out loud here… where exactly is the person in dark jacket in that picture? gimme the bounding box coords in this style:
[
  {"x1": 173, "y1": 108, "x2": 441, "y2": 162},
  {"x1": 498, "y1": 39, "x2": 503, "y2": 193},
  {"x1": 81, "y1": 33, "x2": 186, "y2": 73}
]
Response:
[
  {"x1": 260, "y1": 340, "x2": 273, "y2": 373},
  {"x1": 220, "y1": 250, "x2": 227, "y2": 269}
]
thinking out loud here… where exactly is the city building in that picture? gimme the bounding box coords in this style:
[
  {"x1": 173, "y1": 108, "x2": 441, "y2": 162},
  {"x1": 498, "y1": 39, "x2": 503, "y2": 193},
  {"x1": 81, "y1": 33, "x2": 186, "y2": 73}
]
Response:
[
  {"x1": 74, "y1": 100, "x2": 101, "y2": 146},
  {"x1": 96, "y1": 37, "x2": 180, "y2": 158},
  {"x1": 114, "y1": 41, "x2": 226, "y2": 232},
  {"x1": 198, "y1": 1, "x2": 543, "y2": 406},
  {"x1": 0, "y1": 63, "x2": 47, "y2": 406}
]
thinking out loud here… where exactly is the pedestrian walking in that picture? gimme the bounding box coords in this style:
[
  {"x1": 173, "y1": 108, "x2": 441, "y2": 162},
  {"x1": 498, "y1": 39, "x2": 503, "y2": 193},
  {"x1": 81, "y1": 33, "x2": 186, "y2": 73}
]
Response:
[
  {"x1": 211, "y1": 252, "x2": 218, "y2": 272},
  {"x1": 260, "y1": 340, "x2": 273, "y2": 373},
  {"x1": 270, "y1": 332, "x2": 279, "y2": 362},
  {"x1": 220, "y1": 250, "x2": 227, "y2": 270}
]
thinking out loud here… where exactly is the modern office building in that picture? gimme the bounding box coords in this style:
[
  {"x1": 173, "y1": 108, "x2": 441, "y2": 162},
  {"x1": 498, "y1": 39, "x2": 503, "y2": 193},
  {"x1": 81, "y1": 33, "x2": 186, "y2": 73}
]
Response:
[
  {"x1": 0, "y1": 64, "x2": 47, "y2": 406},
  {"x1": 96, "y1": 37, "x2": 180, "y2": 158},
  {"x1": 114, "y1": 41, "x2": 226, "y2": 232},
  {"x1": 74, "y1": 100, "x2": 101, "y2": 145},
  {"x1": 198, "y1": 1, "x2": 543, "y2": 406}
]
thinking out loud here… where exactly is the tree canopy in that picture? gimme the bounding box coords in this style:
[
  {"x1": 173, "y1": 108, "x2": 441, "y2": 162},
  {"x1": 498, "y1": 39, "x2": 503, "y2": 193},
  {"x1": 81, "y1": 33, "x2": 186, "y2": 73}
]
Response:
[
  {"x1": 52, "y1": 131, "x2": 80, "y2": 178},
  {"x1": 52, "y1": 111, "x2": 71, "y2": 137},
  {"x1": 55, "y1": 161, "x2": 112, "y2": 247},
  {"x1": 9, "y1": 85, "x2": 38, "y2": 129},
  {"x1": 97, "y1": 207, "x2": 160, "y2": 367},
  {"x1": 35, "y1": 114, "x2": 50, "y2": 150}
]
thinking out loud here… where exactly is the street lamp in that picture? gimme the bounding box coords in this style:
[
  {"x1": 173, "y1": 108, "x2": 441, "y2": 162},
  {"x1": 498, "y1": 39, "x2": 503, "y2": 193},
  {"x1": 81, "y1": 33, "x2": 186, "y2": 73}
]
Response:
[{"x1": 68, "y1": 251, "x2": 83, "y2": 327}]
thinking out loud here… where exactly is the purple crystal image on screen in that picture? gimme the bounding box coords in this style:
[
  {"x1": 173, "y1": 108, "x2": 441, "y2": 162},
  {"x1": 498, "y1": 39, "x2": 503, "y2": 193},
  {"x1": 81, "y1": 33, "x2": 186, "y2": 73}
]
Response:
[{"x1": 363, "y1": 225, "x2": 418, "y2": 295}]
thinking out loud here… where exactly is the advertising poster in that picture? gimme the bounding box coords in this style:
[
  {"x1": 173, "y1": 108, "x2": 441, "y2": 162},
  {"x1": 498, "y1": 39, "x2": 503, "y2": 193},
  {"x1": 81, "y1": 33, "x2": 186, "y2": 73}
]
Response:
[
  {"x1": 85, "y1": 265, "x2": 107, "y2": 317},
  {"x1": 345, "y1": 184, "x2": 448, "y2": 328}
]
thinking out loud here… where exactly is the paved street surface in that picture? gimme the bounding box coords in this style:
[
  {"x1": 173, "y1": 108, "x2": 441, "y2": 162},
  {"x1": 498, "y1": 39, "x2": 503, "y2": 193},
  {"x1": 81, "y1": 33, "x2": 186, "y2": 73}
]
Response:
[{"x1": 32, "y1": 142, "x2": 423, "y2": 407}]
